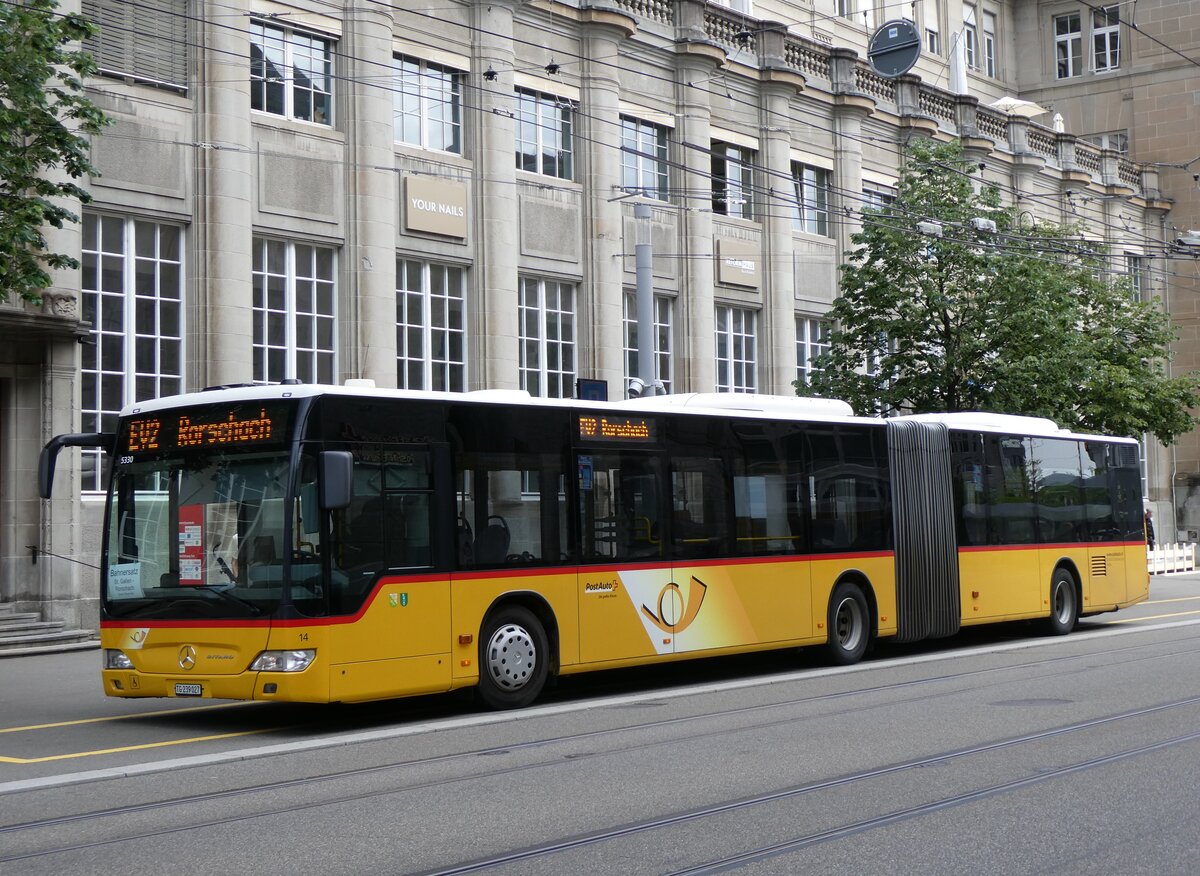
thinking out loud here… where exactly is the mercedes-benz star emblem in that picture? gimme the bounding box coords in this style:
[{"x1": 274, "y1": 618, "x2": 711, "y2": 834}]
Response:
[{"x1": 178, "y1": 645, "x2": 197, "y2": 670}]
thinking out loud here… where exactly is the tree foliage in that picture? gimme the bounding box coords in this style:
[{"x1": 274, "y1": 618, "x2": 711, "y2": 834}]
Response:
[
  {"x1": 798, "y1": 138, "x2": 1198, "y2": 444},
  {"x1": 0, "y1": 0, "x2": 108, "y2": 304}
]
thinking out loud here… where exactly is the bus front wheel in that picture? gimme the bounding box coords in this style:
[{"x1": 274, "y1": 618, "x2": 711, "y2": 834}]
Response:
[
  {"x1": 478, "y1": 606, "x2": 549, "y2": 709},
  {"x1": 824, "y1": 581, "x2": 870, "y2": 665},
  {"x1": 1044, "y1": 569, "x2": 1078, "y2": 636}
]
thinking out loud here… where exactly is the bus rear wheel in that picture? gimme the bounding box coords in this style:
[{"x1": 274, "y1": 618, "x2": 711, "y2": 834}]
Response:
[
  {"x1": 824, "y1": 581, "x2": 870, "y2": 665},
  {"x1": 478, "y1": 606, "x2": 549, "y2": 710},
  {"x1": 1044, "y1": 569, "x2": 1078, "y2": 636}
]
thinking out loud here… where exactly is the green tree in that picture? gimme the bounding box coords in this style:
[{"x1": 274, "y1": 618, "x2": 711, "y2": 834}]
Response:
[
  {"x1": 0, "y1": 0, "x2": 107, "y2": 304},
  {"x1": 798, "y1": 138, "x2": 1198, "y2": 444}
]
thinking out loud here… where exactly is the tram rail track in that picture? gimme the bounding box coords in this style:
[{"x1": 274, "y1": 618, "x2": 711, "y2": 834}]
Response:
[{"x1": 3, "y1": 634, "x2": 1200, "y2": 867}]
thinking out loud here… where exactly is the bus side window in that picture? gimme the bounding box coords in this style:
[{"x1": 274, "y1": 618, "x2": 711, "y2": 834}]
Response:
[
  {"x1": 670, "y1": 458, "x2": 728, "y2": 559},
  {"x1": 329, "y1": 461, "x2": 385, "y2": 613},
  {"x1": 986, "y1": 435, "x2": 1037, "y2": 545},
  {"x1": 577, "y1": 453, "x2": 663, "y2": 561},
  {"x1": 803, "y1": 425, "x2": 889, "y2": 552},
  {"x1": 951, "y1": 432, "x2": 988, "y2": 547}
]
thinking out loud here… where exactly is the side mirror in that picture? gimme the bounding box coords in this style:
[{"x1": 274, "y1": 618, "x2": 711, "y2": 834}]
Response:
[
  {"x1": 39, "y1": 432, "x2": 114, "y2": 499},
  {"x1": 318, "y1": 451, "x2": 353, "y2": 510}
]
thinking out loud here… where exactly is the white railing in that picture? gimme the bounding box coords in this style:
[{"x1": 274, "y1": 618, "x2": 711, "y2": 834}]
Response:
[{"x1": 1149, "y1": 543, "x2": 1197, "y2": 574}]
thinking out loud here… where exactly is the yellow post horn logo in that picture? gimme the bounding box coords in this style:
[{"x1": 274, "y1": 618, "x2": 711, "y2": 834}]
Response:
[{"x1": 641, "y1": 576, "x2": 708, "y2": 633}]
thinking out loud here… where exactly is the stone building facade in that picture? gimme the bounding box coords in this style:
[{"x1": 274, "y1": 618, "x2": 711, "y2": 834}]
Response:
[
  {"x1": 1013, "y1": 0, "x2": 1200, "y2": 539},
  {"x1": 1, "y1": 0, "x2": 1180, "y2": 626}
]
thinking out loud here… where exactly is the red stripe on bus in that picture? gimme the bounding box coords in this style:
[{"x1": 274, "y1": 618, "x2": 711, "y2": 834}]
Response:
[
  {"x1": 100, "y1": 551, "x2": 898, "y2": 630},
  {"x1": 959, "y1": 541, "x2": 1146, "y2": 553}
]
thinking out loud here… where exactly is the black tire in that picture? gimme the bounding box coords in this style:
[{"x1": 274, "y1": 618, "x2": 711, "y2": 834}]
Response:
[
  {"x1": 477, "y1": 605, "x2": 549, "y2": 709},
  {"x1": 1044, "y1": 568, "x2": 1078, "y2": 636},
  {"x1": 824, "y1": 580, "x2": 871, "y2": 665}
]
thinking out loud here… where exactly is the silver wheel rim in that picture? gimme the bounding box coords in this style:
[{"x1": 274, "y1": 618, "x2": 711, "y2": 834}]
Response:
[
  {"x1": 1053, "y1": 581, "x2": 1073, "y2": 624},
  {"x1": 834, "y1": 596, "x2": 865, "y2": 652},
  {"x1": 485, "y1": 623, "x2": 537, "y2": 691}
]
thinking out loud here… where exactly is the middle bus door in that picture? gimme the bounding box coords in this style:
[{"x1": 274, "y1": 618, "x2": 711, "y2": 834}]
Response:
[{"x1": 576, "y1": 451, "x2": 675, "y2": 663}]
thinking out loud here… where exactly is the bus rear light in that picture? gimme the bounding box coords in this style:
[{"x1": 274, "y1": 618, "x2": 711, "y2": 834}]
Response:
[
  {"x1": 105, "y1": 650, "x2": 134, "y2": 670},
  {"x1": 249, "y1": 650, "x2": 316, "y2": 672}
]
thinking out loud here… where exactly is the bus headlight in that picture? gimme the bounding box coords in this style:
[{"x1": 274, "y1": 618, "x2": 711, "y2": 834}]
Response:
[
  {"x1": 104, "y1": 650, "x2": 134, "y2": 670},
  {"x1": 249, "y1": 650, "x2": 316, "y2": 672}
]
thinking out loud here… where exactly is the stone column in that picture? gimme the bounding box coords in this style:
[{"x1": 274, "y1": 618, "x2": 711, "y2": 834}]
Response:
[
  {"x1": 472, "y1": 0, "x2": 522, "y2": 390},
  {"x1": 674, "y1": 18, "x2": 725, "y2": 392},
  {"x1": 758, "y1": 24, "x2": 806, "y2": 395},
  {"x1": 194, "y1": 0, "x2": 254, "y2": 386},
  {"x1": 580, "y1": 5, "x2": 637, "y2": 393},
  {"x1": 33, "y1": 0, "x2": 86, "y2": 625},
  {"x1": 342, "y1": 4, "x2": 399, "y2": 386},
  {"x1": 830, "y1": 49, "x2": 874, "y2": 262}
]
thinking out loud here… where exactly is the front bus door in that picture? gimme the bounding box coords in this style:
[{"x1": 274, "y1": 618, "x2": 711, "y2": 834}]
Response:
[{"x1": 576, "y1": 450, "x2": 675, "y2": 663}]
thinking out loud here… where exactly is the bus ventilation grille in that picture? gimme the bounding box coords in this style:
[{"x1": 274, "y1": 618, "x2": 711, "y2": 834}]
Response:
[
  {"x1": 1090, "y1": 555, "x2": 1107, "y2": 577},
  {"x1": 887, "y1": 420, "x2": 961, "y2": 643}
]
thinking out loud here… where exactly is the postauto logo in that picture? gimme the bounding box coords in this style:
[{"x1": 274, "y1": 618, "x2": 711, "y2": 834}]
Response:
[{"x1": 641, "y1": 576, "x2": 708, "y2": 634}]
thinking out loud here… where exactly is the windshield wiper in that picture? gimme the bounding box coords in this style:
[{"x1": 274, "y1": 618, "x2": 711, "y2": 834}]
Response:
[{"x1": 190, "y1": 584, "x2": 262, "y2": 616}]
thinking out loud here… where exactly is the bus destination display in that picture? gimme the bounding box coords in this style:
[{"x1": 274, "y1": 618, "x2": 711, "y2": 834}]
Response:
[
  {"x1": 123, "y1": 404, "x2": 288, "y2": 455},
  {"x1": 577, "y1": 415, "x2": 657, "y2": 443}
]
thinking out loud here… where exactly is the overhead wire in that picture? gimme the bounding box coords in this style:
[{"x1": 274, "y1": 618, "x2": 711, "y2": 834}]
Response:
[{"x1": 8, "y1": 0, "x2": 1194, "y2": 289}]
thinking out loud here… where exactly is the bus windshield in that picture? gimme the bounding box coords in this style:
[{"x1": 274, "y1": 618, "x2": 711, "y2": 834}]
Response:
[{"x1": 104, "y1": 449, "x2": 324, "y2": 620}]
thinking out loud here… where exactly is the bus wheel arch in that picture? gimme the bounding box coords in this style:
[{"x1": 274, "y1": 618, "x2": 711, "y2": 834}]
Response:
[
  {"x1": 823, "y1": 574, "x2": 874, "y2": 665},
  {"x1": 476, "y1": 594, "x2": 557, "y2": 709},
  {"x1": 1044, "y1": 564, "x2": 1080, "y2": 636}
]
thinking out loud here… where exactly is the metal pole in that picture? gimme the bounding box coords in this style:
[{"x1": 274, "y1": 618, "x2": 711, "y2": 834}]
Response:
[{"x1": 634, "y1": 203, "x2": 655, "y2": 397}]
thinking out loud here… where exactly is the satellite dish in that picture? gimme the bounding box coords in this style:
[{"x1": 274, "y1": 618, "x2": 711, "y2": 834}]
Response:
[{"x1": 867, "y1": 19, "x2": 922, "y2": 78}]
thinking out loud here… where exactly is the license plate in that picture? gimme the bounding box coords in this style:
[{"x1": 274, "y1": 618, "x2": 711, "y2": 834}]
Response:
[{"x1": 174, "y1": 683, "x2": 203, "y2": 697}]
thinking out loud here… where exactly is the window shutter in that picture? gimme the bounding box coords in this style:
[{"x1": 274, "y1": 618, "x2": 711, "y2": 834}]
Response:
[{"x1": 82, "y1": 0, "x2": 188, "y2": 90}]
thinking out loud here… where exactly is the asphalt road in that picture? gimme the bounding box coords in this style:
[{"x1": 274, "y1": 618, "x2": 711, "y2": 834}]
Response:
[{"x1": 2, "y1": 573, "x2": 1199, "y2": 874}]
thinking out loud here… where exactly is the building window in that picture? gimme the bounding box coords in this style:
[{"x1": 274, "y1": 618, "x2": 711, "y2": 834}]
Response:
[
  {"x1": 397, "y1": 260, "x2": 466, "y2": 392},
  {"x1": 715, "y1": 305, "x2": 757, "y2": 394},
  {"x1": 82, "y1": 0, "x2": 188, "y2": 90},
  {"x1": 1055, "y1": 12, "x2": 1082, "y2": 79},
  {"x1": 250, "y1": 21, "x2": 333, "y2": 125},
  {"x1": 711, "y1": 0, "x2": 752, "y2": 13},
  {"x1": 796, "y1": 317, "x2": 831, "y2": 386},
  {"x1": 712, "y1": 142, "x2": 755, "y2": 220},
  {"x1": 81, "y1": 213, "x2": 184, "y2": 492},
  {"x1": 1083, "y1": 131, "x2": 1129, "y2": 153},
  {"x1": 1126, "y1": 255, "x2": 1147, "y2": 301},
  {"x1": 963, "y1": 4, "x2": 978, "y2": 69},
  {"x1": 621, "y1": 117, "x2": 669, "y2": 201},
  {"x1": 623, "y1": 292, "x2": 674, "y2": 393},
  {"x1": 519, "y1": 277, "x2": 576, "y2": 398},
  {"x1": 515, "y1": 88, "x2": 574, "y2": 180},
  {"x1": 394, "y1": 55, "x2": 464, "y2": 153},
  {"x1": 792, "y1": 163, "x2": 831, "y2": 236},
  {"x1": 923, "y1": 0, "x2": 940, "y2": 54},
  {"x1": 1093, "y1": 5, "x2": 1120, "y2": 73},
  {"x1": 983, "y1": 12, "x2": 997, "y2": 77},
  {"x1": 862, "y1": 184, "x2": 896, "y2": 212},
  {"x1": 837, "y1": 0, "x2": 873, "y2": 27},
  {"x1": 252, "y1": 239, "x2": 336, "y2": 384}
]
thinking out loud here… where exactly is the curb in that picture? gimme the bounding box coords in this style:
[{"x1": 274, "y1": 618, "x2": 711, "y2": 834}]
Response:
[{"x1": 0, "y1": 640, "x2": 100, "y2": 659}]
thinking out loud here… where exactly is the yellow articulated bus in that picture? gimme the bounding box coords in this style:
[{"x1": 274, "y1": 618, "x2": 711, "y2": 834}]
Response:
[{"x1": 39, "y1": 385, "x2": 1148, "y2": 709}]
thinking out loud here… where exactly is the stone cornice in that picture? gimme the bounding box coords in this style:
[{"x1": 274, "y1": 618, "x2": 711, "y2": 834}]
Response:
[
  {"x1": 579, "y1": 4, "x2": 638, "y2": 38},
  {"x1": 674, "y1": 39, "x2": 727, "y2": 66},
  {"x1": 833, "y1": 93, "x2": 875, "y2": 117},
  {"x1": 759, "y1": 66, "x2": 806, "y2": 94}
]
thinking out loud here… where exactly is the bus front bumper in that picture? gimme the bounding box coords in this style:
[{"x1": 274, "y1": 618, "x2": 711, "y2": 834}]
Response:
[{"x1": 101, "y1": 669, "x2": 327, "y2": 702}]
